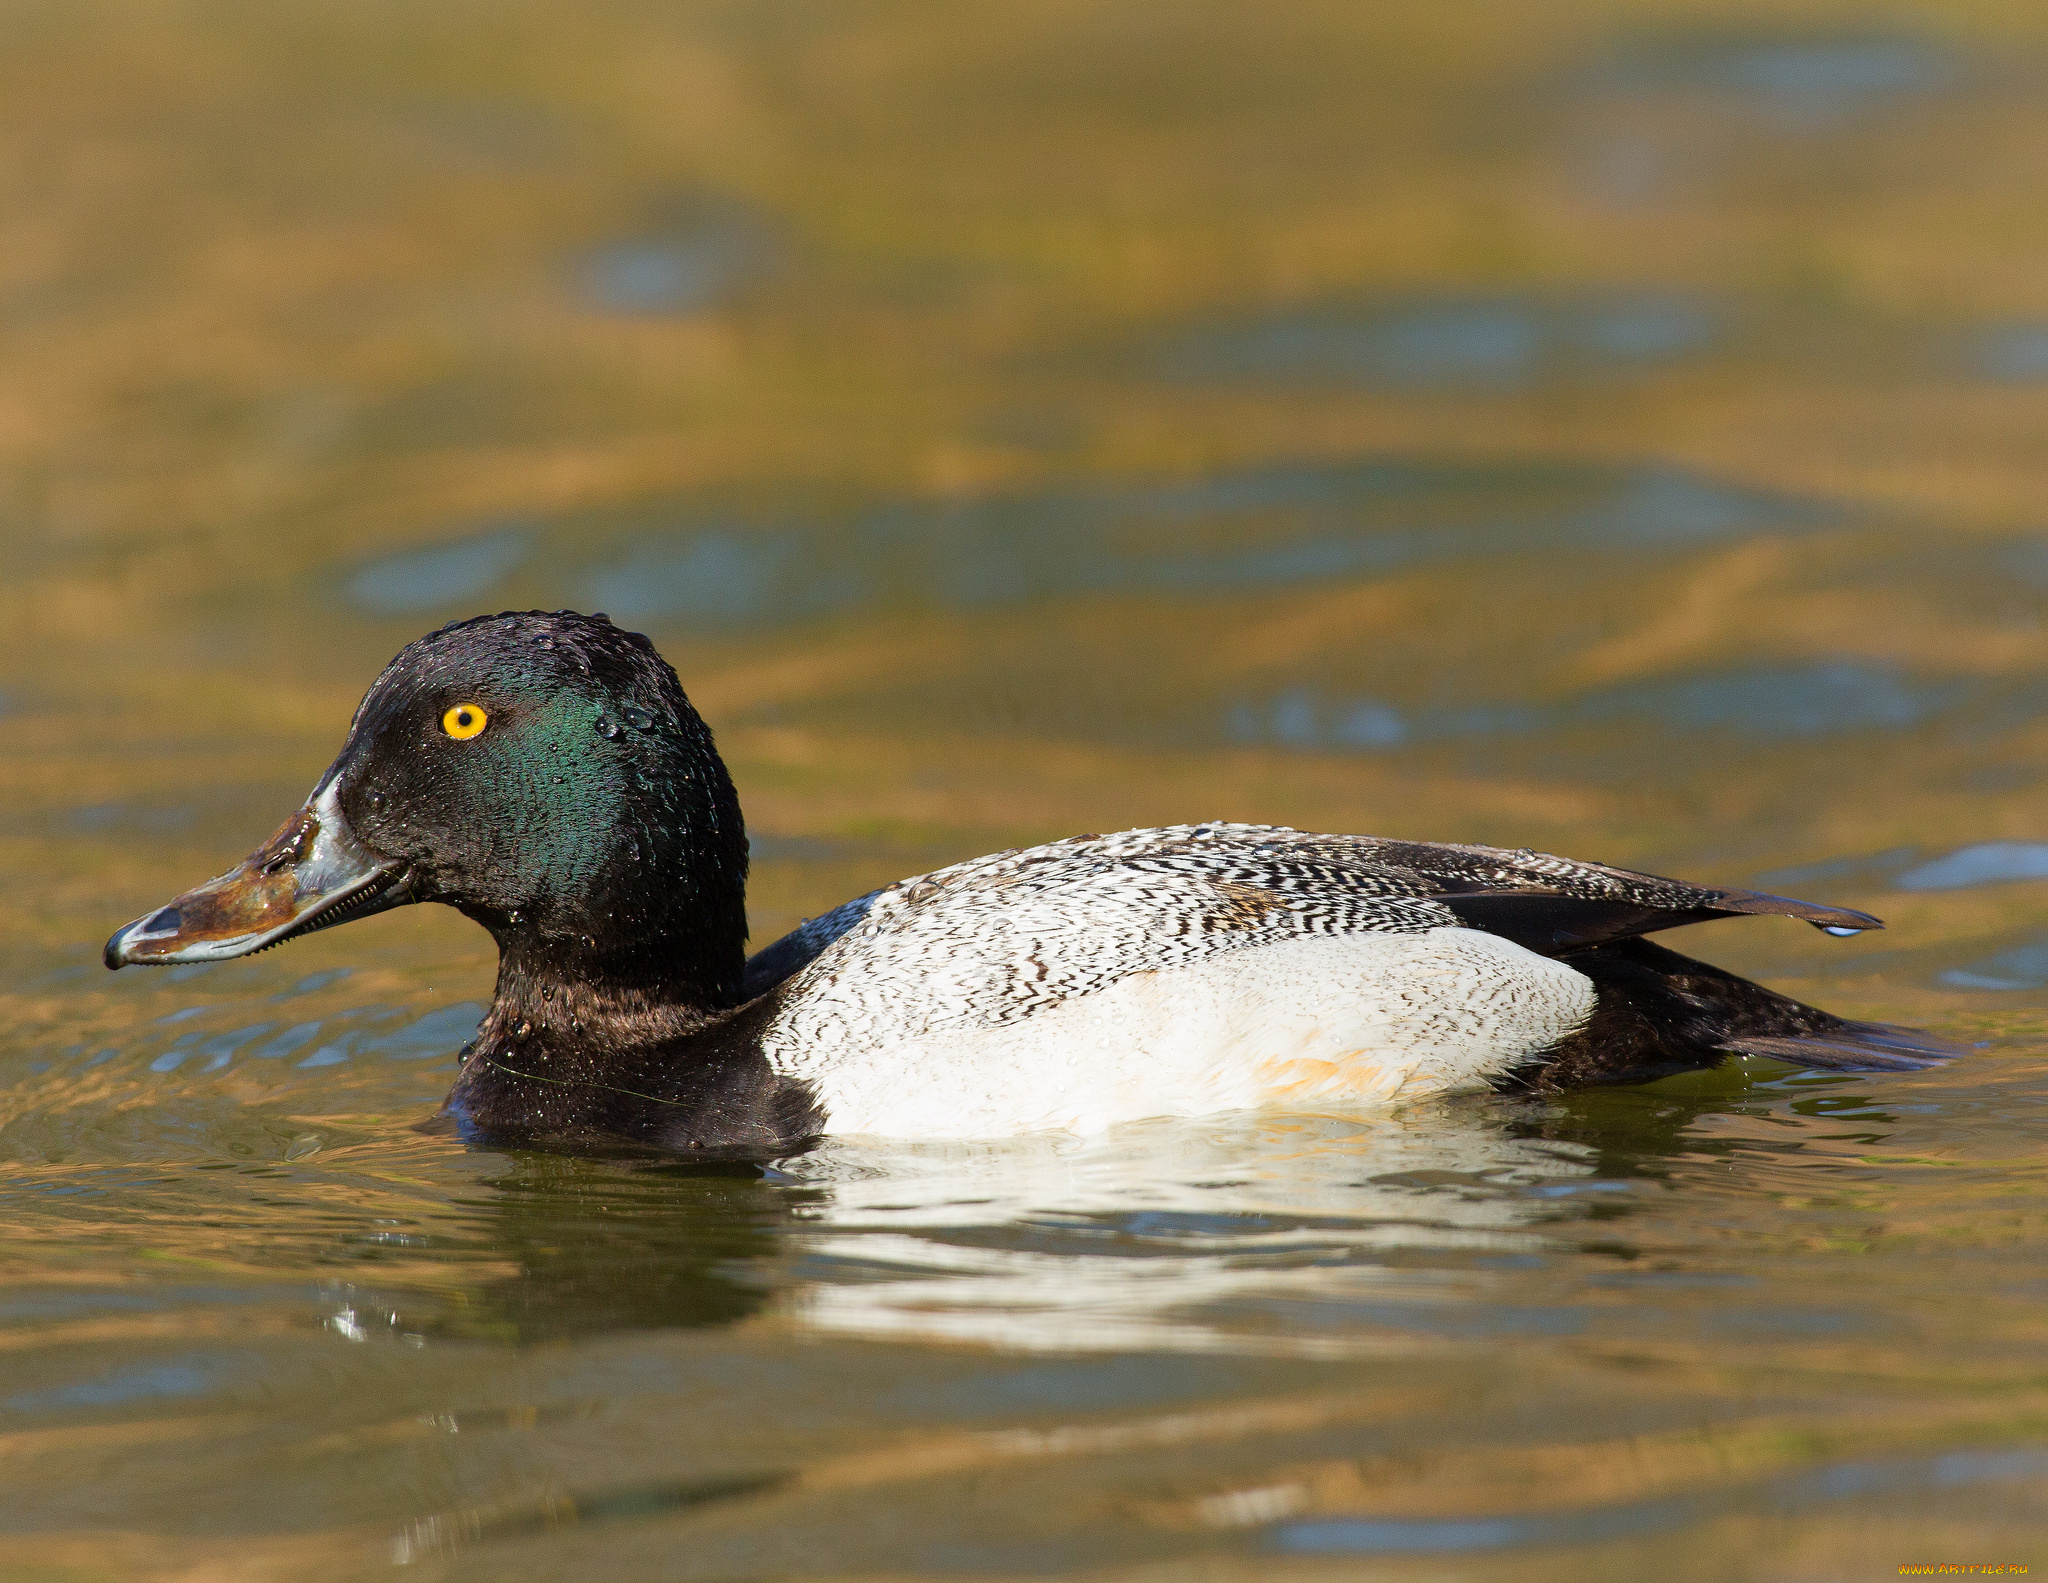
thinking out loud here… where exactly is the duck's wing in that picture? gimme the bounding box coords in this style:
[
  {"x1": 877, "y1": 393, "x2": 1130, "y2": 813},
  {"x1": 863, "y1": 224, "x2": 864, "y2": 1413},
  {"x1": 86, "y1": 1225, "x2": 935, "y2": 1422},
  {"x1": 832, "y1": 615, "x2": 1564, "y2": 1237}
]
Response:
[
  {"x1": 752, "y1": 823, "x2": 1879, "y2": 1036},
  {"x1": 1350, "y1": 835, "x2": 1881, "y2": 951},
  {"x1": 743, "y1": 890, "x2": 884, "y2": 1000}
]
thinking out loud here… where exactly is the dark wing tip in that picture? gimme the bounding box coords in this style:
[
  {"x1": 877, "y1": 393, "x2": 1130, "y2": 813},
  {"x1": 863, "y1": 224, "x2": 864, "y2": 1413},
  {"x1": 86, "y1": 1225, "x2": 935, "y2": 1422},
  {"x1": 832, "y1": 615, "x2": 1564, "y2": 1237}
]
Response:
[
  {"x1": 1721, "y1": 1021, "x2": 1967, "y2": 1073},
  {"x1": 1711, "y1": 889, "x2": 1884, "y2": 933}
]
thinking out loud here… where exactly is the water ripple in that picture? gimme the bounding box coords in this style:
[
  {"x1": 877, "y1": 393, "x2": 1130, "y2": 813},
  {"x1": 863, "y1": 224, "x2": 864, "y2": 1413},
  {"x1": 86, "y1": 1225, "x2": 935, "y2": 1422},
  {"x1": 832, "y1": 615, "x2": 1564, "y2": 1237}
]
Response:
[{"x1": 579, "y1": 460, "x2": 1820, "y2": 625}]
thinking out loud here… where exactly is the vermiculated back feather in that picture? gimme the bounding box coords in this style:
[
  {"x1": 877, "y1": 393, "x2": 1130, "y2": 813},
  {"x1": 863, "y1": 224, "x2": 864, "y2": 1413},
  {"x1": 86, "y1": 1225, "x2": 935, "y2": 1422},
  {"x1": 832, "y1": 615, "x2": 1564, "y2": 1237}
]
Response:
[{"x1": 744, "y1": 823, "x2": 1878, "y2": 1059}]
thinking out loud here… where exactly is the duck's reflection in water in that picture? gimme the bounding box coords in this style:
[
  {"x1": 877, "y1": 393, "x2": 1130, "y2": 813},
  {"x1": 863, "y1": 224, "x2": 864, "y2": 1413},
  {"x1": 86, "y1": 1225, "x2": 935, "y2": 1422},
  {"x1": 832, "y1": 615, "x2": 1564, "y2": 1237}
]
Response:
[
  {"x1": 408, "y1": 1155, "x2": 816, "y2": 1344},
  {"x1": 368, "y1": 1086, "x2": 1740, "y2": 1352},
  {"x1": 770, "y1": 1097, "x2": 1623, "y2": 1355}
]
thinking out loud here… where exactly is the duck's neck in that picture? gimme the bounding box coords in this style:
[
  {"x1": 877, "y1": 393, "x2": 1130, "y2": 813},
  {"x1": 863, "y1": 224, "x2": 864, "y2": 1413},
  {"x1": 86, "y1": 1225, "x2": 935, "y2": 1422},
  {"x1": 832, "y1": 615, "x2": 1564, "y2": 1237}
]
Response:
[
  {"x1": 440, "y1": 938, "x2": 781, "y2": 1150},
  {"x1": 483, "y1": 939, "x2": 737, "y2": 1052}
]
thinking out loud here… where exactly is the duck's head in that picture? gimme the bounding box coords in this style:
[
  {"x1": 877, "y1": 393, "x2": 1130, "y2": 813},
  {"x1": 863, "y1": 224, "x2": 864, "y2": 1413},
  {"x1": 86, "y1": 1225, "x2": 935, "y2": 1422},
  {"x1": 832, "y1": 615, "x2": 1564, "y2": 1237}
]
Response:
[{"x1": 105, "y1": 611, "x2": 748, "y2": 1005}]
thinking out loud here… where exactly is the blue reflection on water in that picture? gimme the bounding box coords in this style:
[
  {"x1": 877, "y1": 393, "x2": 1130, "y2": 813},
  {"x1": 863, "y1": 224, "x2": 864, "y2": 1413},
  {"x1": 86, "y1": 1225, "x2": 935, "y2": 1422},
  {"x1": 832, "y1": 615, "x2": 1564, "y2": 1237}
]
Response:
[
  {"x1": 1269, "y1": 1299, "x2": 1586, "y2": 1339},
  {"x1": 347, "y1": 526, "x2": 532, "y2": 616},
  {"x1": 1973, "y1": 325, "x2": 2048, "y2": 383},
  {"x1": 1719, "y1": 40, "x2": 1952, "y2": 114},
  {"x1": 1587, "y1": 36, "x2": 1955, "y2": 124},
  {"x1": 371, "y1": 1003, "x2": 486, "y2": 1061},
  {"x1": 7, "y1": 1358, "x2": 221, "y2": 1414},
  {"x1": 578, "y1": 206, "x2": 774, "y2": 315},
  {"x1": 197, "y1": 1024, "x2": 272, "y2": 1072},
  {"x1": 1582, "y1": 661, "x2": 1938, "y2": 736},
  {"x1": 586, "y1": 530, "x2": 857, "y2": 624},
  {"x1": 1274, "y1": 1499, "x2": 1691, "y2": 1554},
  {"x1": 134, "y1": 1003, "x2": 481, "y2": 1074},
  {"x1": 1896, "y1": 842, "x2": 2048, "y2": 892},
  {"x1": 894, "y1": 1356, "x2": 1231, "y2": 1419},
  {"x1": 585, "y1": 238, "x2": 740, "y2": 314},
  {"x1": 1156, "y1": 295, "x2": 1714, "y2": 390},
  {"x1": 1940, "y1": 939, "x2": 2048, "y2": 992},
  {"x1": 578, "y1": 460, "x2": 1818, "y2": 624},
  {"x1": 281, "y1": 969, "x2": 351, "y2": 998},
  {"x1": 149, "y1": 1031, "x2": 204, "y2": 1073},
  {"x1": 250, "y1": 1022, "x2": 322, "y2": 1060},
  {"x1": 1270, "y1": 1441, "x2": 2048, "y2": 1555},
  {"x1": 0, "y1": 1286, "x2": 288, "y2": 1323},
  {"x1": 1228, "y1": 662, "x2": 1947, "y2": 753}
]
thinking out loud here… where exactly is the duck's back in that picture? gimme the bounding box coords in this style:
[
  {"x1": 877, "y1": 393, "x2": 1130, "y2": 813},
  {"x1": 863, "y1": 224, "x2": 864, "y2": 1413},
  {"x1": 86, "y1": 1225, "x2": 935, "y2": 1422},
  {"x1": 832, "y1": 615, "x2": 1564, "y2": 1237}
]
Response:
[{"x1": 743, "y1": 823, "x2": 1879, "y2": 1138}]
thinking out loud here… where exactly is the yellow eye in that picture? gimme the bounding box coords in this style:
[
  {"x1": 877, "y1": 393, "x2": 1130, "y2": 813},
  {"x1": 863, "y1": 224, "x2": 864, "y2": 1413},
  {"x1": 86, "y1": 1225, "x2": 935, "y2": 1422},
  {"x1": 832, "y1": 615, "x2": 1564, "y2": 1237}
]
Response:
[{"x1": 441, "y1": 703, "x2": 488, "y2": 740}]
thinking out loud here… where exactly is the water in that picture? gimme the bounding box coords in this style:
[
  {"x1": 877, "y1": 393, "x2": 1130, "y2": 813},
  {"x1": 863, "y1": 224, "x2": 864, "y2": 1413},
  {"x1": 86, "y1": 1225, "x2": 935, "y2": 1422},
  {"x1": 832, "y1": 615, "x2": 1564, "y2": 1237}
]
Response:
[
  {"x1": 575, "y1": 197, "x2": 778, "y2": 316},
  {"x1": 563, "y1": 460, "x2": 1815, "y2": 627},
  {"x1": 6, "y1": 3, "x2": 2048, "y2": 1577},
  {"x1": 1153, "y1": 294, "x2": 1719, "y2": 390},
  {"x1": 348, "y1": 529, "x2": 536, "y2": 617},
  {"x1": 1584, "y1": 34, "x2": 1958, "y2": 126}
]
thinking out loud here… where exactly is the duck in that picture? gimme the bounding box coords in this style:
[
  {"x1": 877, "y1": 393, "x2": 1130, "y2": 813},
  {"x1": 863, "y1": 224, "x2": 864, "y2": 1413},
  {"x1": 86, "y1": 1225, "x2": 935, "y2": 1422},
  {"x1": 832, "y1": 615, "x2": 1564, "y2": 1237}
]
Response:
[{"x1": 104, "y1": 609, "x2": 1961, "y2": 1155}]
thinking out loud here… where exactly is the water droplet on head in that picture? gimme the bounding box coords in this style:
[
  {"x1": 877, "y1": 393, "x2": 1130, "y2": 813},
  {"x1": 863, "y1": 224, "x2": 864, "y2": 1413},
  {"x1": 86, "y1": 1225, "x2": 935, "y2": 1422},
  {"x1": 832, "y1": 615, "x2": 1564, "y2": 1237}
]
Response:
[
  {"x1": 596, "y1": 719, "x2": 621, "y2": 739},
  {"x1": 623, "y1": 706, "x2": 653, "y2": 731},
  {"x1": 514, "y1": 1019, "x2": 533, "y2": 1041}
]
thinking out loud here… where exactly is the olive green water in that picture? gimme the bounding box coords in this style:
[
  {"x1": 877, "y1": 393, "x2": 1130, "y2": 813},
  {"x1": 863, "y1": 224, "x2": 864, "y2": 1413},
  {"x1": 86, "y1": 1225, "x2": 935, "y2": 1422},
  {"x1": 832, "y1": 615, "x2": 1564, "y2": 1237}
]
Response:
[{"x1": 5, "y1": 3, "x2": 2048, "y2": 1578}]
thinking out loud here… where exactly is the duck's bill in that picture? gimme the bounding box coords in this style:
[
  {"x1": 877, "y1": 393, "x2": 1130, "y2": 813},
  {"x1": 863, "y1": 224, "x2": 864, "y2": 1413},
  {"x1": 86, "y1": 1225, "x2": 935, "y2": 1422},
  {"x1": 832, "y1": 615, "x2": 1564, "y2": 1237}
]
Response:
[{"x1": 104, "y1": 782, "x2": 414, "y2": 969}]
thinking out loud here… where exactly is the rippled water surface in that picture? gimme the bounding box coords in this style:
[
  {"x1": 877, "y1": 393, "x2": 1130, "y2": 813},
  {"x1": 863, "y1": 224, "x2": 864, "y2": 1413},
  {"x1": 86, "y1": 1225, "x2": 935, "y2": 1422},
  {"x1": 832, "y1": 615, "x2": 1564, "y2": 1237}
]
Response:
[{"x1": 5, "y1": 3, "x2": 2048, "y2": 1578}]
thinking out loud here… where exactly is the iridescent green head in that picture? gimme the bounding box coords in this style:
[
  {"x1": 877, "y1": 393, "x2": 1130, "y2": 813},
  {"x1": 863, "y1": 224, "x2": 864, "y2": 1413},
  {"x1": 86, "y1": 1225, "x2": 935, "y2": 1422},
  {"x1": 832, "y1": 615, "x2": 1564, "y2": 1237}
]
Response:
[{"x1": 107, "y1": 611, "x2": 749, "y2": 1006}]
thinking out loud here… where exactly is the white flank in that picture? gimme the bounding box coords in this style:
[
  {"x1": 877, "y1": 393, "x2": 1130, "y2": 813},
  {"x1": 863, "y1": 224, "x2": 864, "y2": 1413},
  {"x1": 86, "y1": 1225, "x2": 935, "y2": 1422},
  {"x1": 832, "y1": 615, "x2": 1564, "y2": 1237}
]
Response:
[{"x1": 782, "y1": 928, "x2": 1595, "y2": 1139}]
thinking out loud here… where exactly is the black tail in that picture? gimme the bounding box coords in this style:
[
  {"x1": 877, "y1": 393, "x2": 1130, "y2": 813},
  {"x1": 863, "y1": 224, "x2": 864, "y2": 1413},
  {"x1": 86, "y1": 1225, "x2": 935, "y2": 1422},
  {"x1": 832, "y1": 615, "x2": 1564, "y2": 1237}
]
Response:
[{"x1": 1512, "y1": 937, "x2": 1966, "y2": 1091}]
